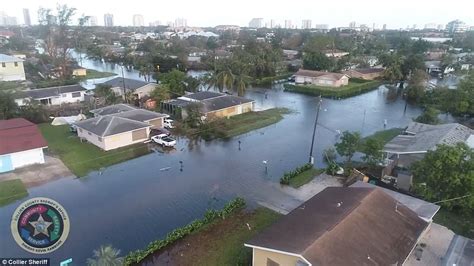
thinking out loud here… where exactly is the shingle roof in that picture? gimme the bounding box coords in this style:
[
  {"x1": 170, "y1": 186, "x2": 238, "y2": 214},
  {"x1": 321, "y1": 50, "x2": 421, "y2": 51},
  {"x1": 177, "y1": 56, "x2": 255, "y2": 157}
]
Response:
[
  {"x1": 90, "y1": 104, "x2": 138, "y2": 116},
  {"x1": 101, "y1": 77, "x2": 151, "y2": 91},
  {"x1": 74, "y1": 116, "x2": 150, "y2": 137},
  {"x1": 0, "y1": 118, "x2": 47, "y2": 155},
  {"x1": 182, "y1": 91, "x2": 223, "y2": 101},
  {"x1": 24, "y1": 85, "x2": 86, "y2": 99},
  {"x1": 246, "y1": 187, "x2": 428, "y2": 266},
  {"x1": 0, "y1": 54, "x2": 24, "y2": 63},
  {"x1": 111, "y1": 109, "x2": 167, "y2": 122},
  {"x1": 384, "y1": 122, "x2": 473, "y2": 154},
  {"x1": 295, "y1": 69, "x2": 348, "y2": 81},
  {"x1": 202, "y1": 95, "x2": 254, "y2": 112}
]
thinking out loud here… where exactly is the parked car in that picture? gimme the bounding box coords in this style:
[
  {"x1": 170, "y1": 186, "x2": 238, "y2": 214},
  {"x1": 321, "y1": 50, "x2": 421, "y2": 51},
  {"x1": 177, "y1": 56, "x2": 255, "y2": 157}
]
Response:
[
  {"x1": 150, "y1": 128, "x2": 170, "y2": 137},
  {"x1": 151, "y1": 134, "x2": 177, "y2": 147},
  {"x1": 164, "y1": 118, "x2": 174, "y2": 129}
]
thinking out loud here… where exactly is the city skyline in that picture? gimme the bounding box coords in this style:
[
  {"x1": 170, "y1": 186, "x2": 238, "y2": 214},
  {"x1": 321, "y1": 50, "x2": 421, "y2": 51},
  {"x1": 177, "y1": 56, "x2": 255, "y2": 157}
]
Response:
[{"x1": 1, "y1": 0, "x2": 474, "y2": 28}]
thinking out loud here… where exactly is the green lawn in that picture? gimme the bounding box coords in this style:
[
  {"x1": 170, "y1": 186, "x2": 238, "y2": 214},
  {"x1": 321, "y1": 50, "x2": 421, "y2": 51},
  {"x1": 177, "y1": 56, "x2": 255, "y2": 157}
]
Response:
[
  {"x1": 84, "y1": 69, "x2": 117, "y2": 79},
  {"x1": 358, "y1": 128, "x2": 403, "y2": 150},
  {"x1": 156, "y1": 208, "x2": 281, "y2": 265},
  {"x1": 0, "y1": 179, "x2": 28, "y2": 206},
  {"x1": 39, "y1": 124, "x2": 150, "y2": 177},
  {"x1": 289, "y1": 168, "x2": 325, "y2": 188},
  {"x1": 284, "y1": 79, "x2": 383, "y2": 98},
  {"x1": 434, "y1": 208, "x2": 474, "y2": 238}
]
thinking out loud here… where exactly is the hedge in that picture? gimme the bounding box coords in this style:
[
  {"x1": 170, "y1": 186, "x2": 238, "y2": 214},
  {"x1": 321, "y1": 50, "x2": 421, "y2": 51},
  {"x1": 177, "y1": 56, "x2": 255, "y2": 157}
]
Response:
[
  {"x1": 124, "y1": 197, "x2": 246, "y2": 265},
  {"x1": 252, "y1": 73, "x2": 293, "y2": 86},
  {"x1": 280, "y1": 163, "x2": 313, "y2": 185},
  {"x1": 283, "y1": 80, "x2": 383, "y2": 99}
]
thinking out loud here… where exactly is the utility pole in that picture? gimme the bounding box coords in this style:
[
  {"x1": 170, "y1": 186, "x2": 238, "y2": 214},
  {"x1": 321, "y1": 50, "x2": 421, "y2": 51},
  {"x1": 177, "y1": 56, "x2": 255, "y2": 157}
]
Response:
[
  {"x1": 309, "y1": 95, "x2": 322, "y2": 164},
  {"x1": 120, "y1": 65, "x2": 126, "y2": 103}
]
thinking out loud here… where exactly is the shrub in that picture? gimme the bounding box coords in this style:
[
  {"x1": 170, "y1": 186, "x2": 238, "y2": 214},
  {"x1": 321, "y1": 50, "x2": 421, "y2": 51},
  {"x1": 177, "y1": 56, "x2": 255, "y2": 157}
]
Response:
[
  {"x1": 283, "y1": 80, "x2": 382, "y2": 99},
  {"x1": 279, "y1": 163, "x2": 313, "y2": 185}
]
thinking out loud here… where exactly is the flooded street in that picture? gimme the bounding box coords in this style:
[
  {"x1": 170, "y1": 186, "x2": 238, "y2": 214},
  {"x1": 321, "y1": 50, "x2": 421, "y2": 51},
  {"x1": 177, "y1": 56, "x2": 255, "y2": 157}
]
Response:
[{"x1": 0, "y1": 56, "x2": 422, "y2": 264}]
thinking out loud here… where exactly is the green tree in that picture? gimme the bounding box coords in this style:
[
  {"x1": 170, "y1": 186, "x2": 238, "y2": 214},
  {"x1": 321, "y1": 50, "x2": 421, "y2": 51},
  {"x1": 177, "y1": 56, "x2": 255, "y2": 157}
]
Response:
[
  {"x1": 158, "y1": 69, "x2": 187, "y2": 96},
  {"x1": 412, "y1": 143, "x2": 474, "y2": 211},
  {"x1": 303, "y1": 52, "x2": 333, "y2": 71},
  {"x1": 0, "y1": 91, "x2": 18, "y2": 119},
  {"x1": 361, "y1": 138, "x2": 384, "y2": 167},
  {"x1": 86, "y1": 245, "x2": 123, "y2": 266},
  {"x1": 335, "y1": 131, "x2": 361, "y2": 163},
  {"x1": 94, "y1": 84, "x2": 118, "y2": 105},
  {"x1": 138, "y1": 64, "x2": 154, "y2": 82},
  {"x1": 150, "y1": 85, "x2": 171, "y2": 104},
  {"x1": 415, "y1": 106, "x2": 440, "y2": 125},
  {"x1": 405, "y1": 69, "x2": 428, "y2": 103}
]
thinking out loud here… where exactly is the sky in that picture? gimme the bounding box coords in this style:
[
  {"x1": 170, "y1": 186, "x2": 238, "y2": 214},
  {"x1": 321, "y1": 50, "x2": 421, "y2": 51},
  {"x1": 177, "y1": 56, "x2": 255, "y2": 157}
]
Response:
[{"x1": 2, "y1": 0, "x2": 474, "y2": 29}]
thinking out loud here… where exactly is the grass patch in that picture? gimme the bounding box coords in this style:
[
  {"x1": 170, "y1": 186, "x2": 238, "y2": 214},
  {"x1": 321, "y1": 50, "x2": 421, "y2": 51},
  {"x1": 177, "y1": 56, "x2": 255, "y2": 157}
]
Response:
[
  {"x1": 434, "y1": 208, "x2": 474, "y2": 238},
  {"x1": 38, "y1": 124, "x2": 150, "y2": 177},
  {"x1": 357, "y1": 128, "x2": 403, "y2": 151},
  {"x1": 84, "y1": 69, "x2": 117, "y2": 79},
  {"x1": 145, "y1": 208, "x2": 281, "y2": 266},
  {"x1": 0, "y1": 179, "x2": 28, "y2": 206},
  {"x1": 289, "y1": 168, "x2": 325, "y2": 188},
  {"x1": 284, "y1": 79, "x2": 383, "y2": 98}
]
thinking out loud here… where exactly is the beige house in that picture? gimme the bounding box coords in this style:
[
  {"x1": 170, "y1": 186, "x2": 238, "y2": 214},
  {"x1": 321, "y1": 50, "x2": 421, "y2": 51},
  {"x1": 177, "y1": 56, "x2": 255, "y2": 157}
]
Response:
[
  {"x1": 72, "y1": 67, "x2": 87, "y2": 77},
  {"x1": 100, "y1": 77, "x2": 156, "y2": 99},
  {"x1": 294, "y1": 69, "x2": 349, "y2": 87},
  {"x1": 343, "y1": 68, "x2": 384, "y2": 80},
  {"x1": 0, "y1": 54, "x2": 26, "y2": 81},
  {"x1": 75, "y1": 105, "x2": 167, "y2": 151},
  {"x1": 245, "y1": 187, "x2": 430, "y2": 266}
]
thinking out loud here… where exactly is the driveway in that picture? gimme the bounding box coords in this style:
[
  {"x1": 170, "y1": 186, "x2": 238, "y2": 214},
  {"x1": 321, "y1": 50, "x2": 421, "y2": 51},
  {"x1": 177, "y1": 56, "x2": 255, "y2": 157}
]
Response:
[{"x1": 0, "y1": 155, "x2": 74, "y2": 187}]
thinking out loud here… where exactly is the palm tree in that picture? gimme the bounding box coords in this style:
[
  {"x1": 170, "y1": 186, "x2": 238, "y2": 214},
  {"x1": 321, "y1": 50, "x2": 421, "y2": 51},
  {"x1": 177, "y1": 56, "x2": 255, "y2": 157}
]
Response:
[
  {"x1": 216, "y1": 68, "x2": 234, "y2": 92},
  {"x1": 138, "y1": 64, "x2": 154, "y2": 82},
  {"x1": 233, "y1": 73, "x2": 251, "y2": 96},
  {"x1": 87, "y1": 245, "x2": 123, "y2": 266}
]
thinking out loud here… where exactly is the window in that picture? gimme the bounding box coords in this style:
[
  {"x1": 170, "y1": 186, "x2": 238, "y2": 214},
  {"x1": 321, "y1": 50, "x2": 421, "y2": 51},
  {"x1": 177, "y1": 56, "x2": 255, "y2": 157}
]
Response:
[
  {"x1": 1, "y1": 63, "x2": 5, "y2": 67},
  {"x1": 14, "y1": 62, "x2": 18, "y2": 67},
  {"x1": 267, "y1": 258, "x2": 279, "y2": 266},
  {"x1": 71, "y1": 92, "x2": 81, "y2": 98}
]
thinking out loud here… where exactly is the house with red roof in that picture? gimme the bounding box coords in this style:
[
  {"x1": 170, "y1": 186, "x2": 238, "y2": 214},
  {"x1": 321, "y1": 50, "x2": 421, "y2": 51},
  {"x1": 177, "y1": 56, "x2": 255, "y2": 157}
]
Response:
[{"x1": 0, "y1": 118, "x2": 48, "y2": 173}]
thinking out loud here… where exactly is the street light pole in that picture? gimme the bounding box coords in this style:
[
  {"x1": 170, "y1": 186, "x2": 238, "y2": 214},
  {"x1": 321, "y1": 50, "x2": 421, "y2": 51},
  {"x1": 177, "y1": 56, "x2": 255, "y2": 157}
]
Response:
[{"x1": 309, "y1": 95, "x2": 322, "y2": 165}]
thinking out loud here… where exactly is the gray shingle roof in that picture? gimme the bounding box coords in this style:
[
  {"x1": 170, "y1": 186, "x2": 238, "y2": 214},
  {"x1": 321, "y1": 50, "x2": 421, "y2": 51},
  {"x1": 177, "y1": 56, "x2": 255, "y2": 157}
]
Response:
[
  {"x1": 0, "y1": 54, "x2": 24, "y2": 63},
  {"x1": 101, "y1": 77, "x2": 151, "y2": 91},
  {"x1": 383, "y1": 122, "x2": 473, "y2": 154},
  {"x1": 90, "y1": 104, "x2": 138, "y2": 116},
  {"x1": 25, "y1": 85, "x2": 86, "y2": 99},
  {"x1": 111, "y1": 109, "x2": 167, "y2": 122},
  {"x1": 182, "y1": 91, "x2": 223, "y2": 100},
  {"x1": 202, "y1": 95, "x2": 254, "y2": 112},
  {"x1": 74, "y1": 116, "x2": 150, "y2": 137}
]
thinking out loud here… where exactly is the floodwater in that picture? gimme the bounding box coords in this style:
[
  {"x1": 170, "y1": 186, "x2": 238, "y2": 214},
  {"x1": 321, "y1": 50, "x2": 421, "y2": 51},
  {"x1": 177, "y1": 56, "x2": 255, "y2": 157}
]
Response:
[{"x1": 0, "y1": 55, "x2": 422, "y2": 264}]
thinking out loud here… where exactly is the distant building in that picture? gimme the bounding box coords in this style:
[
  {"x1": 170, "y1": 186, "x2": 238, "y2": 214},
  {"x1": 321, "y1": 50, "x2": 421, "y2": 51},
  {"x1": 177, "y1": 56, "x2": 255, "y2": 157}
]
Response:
[
  {"x1": 249, "y1": 18, "x2": 264, "y2": 28},
  {"x1": 15, "y1": 85, "x2": 87, "y2": 106},
  {"x1": 349, "y1": 21, "x2": 356, "y2": 28},
  {"x1": 149, "y1": 20, "x2": 161, "y2": 27},
  {"x1": 133, "y1": 14, "x2": 144, "y2": 27},
  {"x1": 383, "y1": 24, "x2": 387, "y2": 30},
  {"x1": 104, "y1": 13, "x2": 114, "y2": 27},
  {"x1": 0, "y1": 12, "x2": 18, "y2": 26},
  {"x1": 424, "y1": 23, "x2": 437, "y2": 30},
  {"x1": 322, "y1": 49, "x2": 349, "y2": 58},
  {"x1": 301, "y1": 19, "x2": 312, "y2": 29},
  {"x1": 294, "y1": 69, "x2": 349, "y2": 87},
  {"x1": 446, "y1": 20, "x2": 468, "y2": 33},
  {"x1": 269, "y1": 19, "x2": 276, "y2": 28},
  {"x1": 23, "y1": 8, "x2": 31, "y2": 26},
  {"x1": 314, "y1": 24, "x2": 329, "y2": 31},
  {"x1": 284, "y1": 20, "x2": 292, "y2": 29},
  {"x1": 88, "y1": 16, "x2": 98, "y2": 26},
  {"x1": 175, "y1": 18, "x2": 187, "y2": 28},
  {"x1": 0, "y1": 54, "x2": 26, "y2": 81}
]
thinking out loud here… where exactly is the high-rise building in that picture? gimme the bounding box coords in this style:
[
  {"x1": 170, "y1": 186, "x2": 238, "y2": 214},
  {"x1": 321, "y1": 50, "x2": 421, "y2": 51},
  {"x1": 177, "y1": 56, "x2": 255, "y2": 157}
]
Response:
[
  {"x1": 301, "y1": 19, "x2": 312, "y2": 29},
  {"x1": 149, "y1": 20, "x2": 161, "y2": 27},
  {"x1": 314, "y1": 24, "x2": 329, "y2": 30},
  {"x1": 23, "y1": 9, "x2": 31, "y2": 26},
  {"x1": 284, "y1": 20, "x2": 292, "y2": 29},
  {"x1": 88, "y1": 16, "x2": 98, "y2": 26},
  {"x1": 133, "y1": 14, "x2": 144, "y2": 27},
  {"x1": 104, "y1": 13, "x2": 114, "y2": 27},
  {"x1": 424, "y1": 23, "x2": 437, "y2": 30},
  {"x1": 412, "y1": 24, "x2": 417, "y2": 30},
  {"x1": 175, "y1": 18, "x2": 187, "y2": 28},
  {"x1": 383, "y1": 24, "x2": 387, "y2": 30},
  {"x1": 349, "y1": 21, "x2": 356, "y2": 28},
  {"x1": 446, "y1": 20, "x2": 468, "y2": 33},
  {"x1": 269, "y1": 19, "x2": 276, "y2": 28},
  {"x1": 437, "y1": 24, "x2": 444, "y2": 30},
  {"x1": 0, "y1": 12, "x2": 18, "y2": 26},
  {"x1": 249, "y1": 18, "x2": 263, "y2": 28}
]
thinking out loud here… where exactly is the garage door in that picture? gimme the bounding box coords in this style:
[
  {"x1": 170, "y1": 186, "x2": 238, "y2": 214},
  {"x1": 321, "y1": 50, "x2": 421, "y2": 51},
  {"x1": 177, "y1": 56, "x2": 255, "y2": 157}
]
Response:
[{"x1": 132, "y1": 129, "x2": 147, "y2": 141}]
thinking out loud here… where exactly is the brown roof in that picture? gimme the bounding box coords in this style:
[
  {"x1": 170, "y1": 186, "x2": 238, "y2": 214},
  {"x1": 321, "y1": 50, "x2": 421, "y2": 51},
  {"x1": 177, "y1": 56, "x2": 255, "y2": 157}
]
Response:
[
  {"x1": 0, "y1": 118, "x2": 48, "y2": 155},
  {"x1": 295, "y1": 69, "x2": 348, "y2": 81},
  {"x1": 246, "y1": 187, "x2": 428, "y2": 265}
]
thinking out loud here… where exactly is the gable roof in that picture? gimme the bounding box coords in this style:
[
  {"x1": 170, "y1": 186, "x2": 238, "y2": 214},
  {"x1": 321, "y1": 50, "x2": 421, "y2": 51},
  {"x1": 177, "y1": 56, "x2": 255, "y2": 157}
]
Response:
[
  {"x1": 384, "y1": 122, "x2": 473, "y2": 154},
  {"x1": 101, "y1": 77, "x2": 151, "y2": 91},
  {"x1": 24, "y1": 85, "x2": 87, "y2": 100},
  {"x1": 111, "y1": 109, "x2": 167, "y2": 122},
  {"x1": 246, "y1": 187, "x2": 428, "y2": 266},
  {"x1": 181, "y1": 91, "x2": 223, "y2": 101},
  {"x1": 295, "y1": 69, "x2": 348, "y2": 81},
  {"x1": 0, "y1": 54, "x2": 24, "y2": 63},
  {"x1": 202, "y1": 95, "x2": 254, "y2": 112},
  {"x1": 74, "y1": 116, "x2": 150, "y2": 137},
  {"x1": 90, "y1": 104, "x2": 139, "y2": 116},
  {"x1": 0, "y1": 118, "x2": 47, "y2": 155}
]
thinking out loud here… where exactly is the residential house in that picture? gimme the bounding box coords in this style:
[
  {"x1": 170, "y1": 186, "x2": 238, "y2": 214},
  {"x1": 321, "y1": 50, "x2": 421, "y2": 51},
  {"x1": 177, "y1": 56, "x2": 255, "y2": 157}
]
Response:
[
  {"x1": 15, "y1": 84, "x2": 87, "y2": 106},
  {"x1": 0, "y1": 118, "x2": 48, "y2": 173},
  {"x1": 322, "y1": 49, "x2": 349, "y2": 58},
  {"x1": 0, "y1": 53, "x2": 26, "y2": 81},
  {"x1": 343, "y1": 68, "x2": 384, "y2": 80},
  {"x1": 425, "y1": 61, "x2": 442, "y2": 74},
  {"x1": 282, "y1": 50, "x2": 299, "y2": 60},
  {"x1": 294, "y1": 69, "x2": 349, "y2": 87},
  {"x1": 100, "y1": 77, "x2": 156, "y2": 99},
  {"x1": 245, "y1": 187, "x2": 429, "y2": 266},
  {"x1": 72, "y1": 67, "x2": 87, "y2": 77},
  {"x1": 75, "y1": 104, "x2": 167, "y2": 150},
  {"x1": 161, "y1": 91, "x2": 255, "y2": 119}
]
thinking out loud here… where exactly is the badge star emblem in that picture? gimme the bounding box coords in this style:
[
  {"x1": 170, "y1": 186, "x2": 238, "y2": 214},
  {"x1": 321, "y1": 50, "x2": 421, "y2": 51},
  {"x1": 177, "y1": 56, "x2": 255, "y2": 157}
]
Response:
[{"x1": 29, "y1": 214, "x2": 52, "y2": 237}]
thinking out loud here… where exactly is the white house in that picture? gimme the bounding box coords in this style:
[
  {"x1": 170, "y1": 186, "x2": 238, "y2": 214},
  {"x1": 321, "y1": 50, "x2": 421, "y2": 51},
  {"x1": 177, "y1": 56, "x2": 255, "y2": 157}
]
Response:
[
  {"x1": 0, "y1": 53, "x2": 26, "y2": 81},
  {"x1": 15, "y1": 84, "x2": 87, "y2": 106},
  {"x1": 100, "y1": 77, "x2": 156, "y2": 99},
  {"x1": 0, "y1": 118, "x2": 48, "y2": 173}
]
